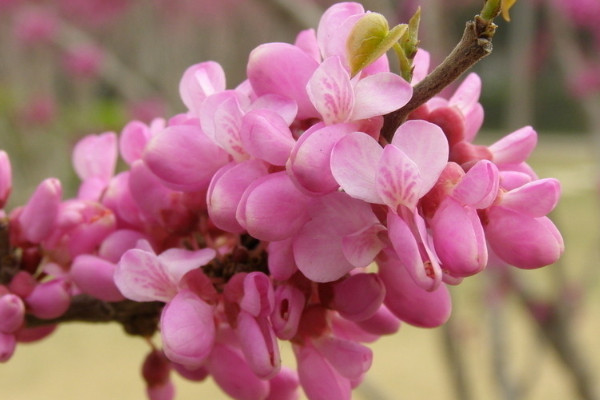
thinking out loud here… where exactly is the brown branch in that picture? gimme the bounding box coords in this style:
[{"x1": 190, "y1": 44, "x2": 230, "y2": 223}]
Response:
[
  {"x1": 25, "y1": 295, "x2": 164, "y2": 337},
  {"x1": 381, "y1": 16, "x2": 496, "y2": 142}
]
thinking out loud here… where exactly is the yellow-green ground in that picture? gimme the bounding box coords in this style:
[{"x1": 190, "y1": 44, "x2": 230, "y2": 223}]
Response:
[{"x1": 1, "y1": 134, "x2": 599, "y2": 399}]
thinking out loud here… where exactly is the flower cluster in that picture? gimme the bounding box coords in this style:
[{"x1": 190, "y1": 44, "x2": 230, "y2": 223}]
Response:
[{"x1": 0, "y1": 3, "x2": 563, "y2": 399}]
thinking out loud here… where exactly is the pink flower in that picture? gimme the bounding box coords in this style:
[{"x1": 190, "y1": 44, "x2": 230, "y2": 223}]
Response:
[
  {"x1": 0, "y1": 294, "x2": 25, "y2": 333},
  {"x1": 17, "y1": 178, "x2": 62, "y2": 244},
  {"x1": 377, "y1": 249, "x2": 452, "y2": 328},
  {"x1": 0, "y1": 151, "x2": 12, "y2": 209},
  {"x1": 13, "y1": 7, "x2": 58, "y2": 45},
  {"x1": 62, "y1": 44, "x2": 104, "y2": 80},
  {"x1": 483, "y1": 178, "x2": 564, "y2": 269},
  {"x1": 307, "y1": 56, "x2": 412, "y2": 125}
]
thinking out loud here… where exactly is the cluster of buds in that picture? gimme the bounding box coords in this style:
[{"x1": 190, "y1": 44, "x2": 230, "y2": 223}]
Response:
[{"x1": 0, "y1": 2, "x2": 562, "y2": 399}]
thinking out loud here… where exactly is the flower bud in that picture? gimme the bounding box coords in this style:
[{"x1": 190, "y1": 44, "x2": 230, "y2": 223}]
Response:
[
  {"x1": 0, "y1": 294, "x2": 25, "y2": 333},
  {"x1": 25, "y1": 278, "x2": 71, "y2": 319},
  {"x1": 0, "y1": 332, "x2": 16, "y2": 362}
]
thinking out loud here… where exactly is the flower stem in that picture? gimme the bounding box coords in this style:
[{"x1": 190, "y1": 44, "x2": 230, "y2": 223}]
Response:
[{"x1": 381, "y1": 16, "x2": 496, "y2": 142}]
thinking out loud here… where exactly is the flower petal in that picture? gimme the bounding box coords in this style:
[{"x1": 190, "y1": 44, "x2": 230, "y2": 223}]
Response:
[
  {"x1": 161, "y1": 290, "x2": 215, "y2": 369},
  {"x1": 489, "y1": 126, "x2": 537, "y2": 165},
  {"x1": 237, "y1": 172, "x2": 312, "y2": 241},
  {"x1": 247, "y1": 42, "x2": 320, "y2": 120},
  {"x1": 485, "y1": 207, "x2": 564, "y2": 269},
  {"x1": 144, "y1": 124, "x2": 229, "y2": 190},
  {"x1": 452, "y1": 160, "x2": 499, "y2": 208},
  {"x1": 330, "y1": 131, "x2": 384, "y2": 203},
  {"x1": 115, "y1": 249, "x2": 177, "y2": 302},
  {"x1": 288, "y1": 123, "x2": 354, "y2": 194},
  {"x1": 350, "y1": 72, "x2": 412, "y2": 120},
  {"x1": 72, "y1": 132, "x2": 117, "y2": 182},
  {"x1": 306, "y1": 56, "x2": 354, "y2": 124},
  {"x1": 71, "y1": 254, "x2": 125, "y2": 302},
  {"x1": 207, "y1": 160, "x2": 269, "y2": 233},
  {"x1": 376, "y1": 145, "x2": 422, "y2": 211},
  {"x1": 390, "y1": 119, "x2": 449, "y2": 196},
  {"x1": 499, "y1": 178, "x2": 561, "y2": 217},
  {"x1": 377, "y1": 249, "x2": 451, "y2": 328},
  {"x1": 430, "y1": 198, "x2": 487, "y2": 277},
  {"x1": 179, "y1": 61, "x2": 226, "y2": 114},
  {"x1": 239, "y1": 109, "x2": 295, "y2": 165}
]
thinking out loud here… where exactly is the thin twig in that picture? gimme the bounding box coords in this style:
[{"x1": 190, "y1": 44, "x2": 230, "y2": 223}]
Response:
[{"x1": 381, "y1": 16, "x2": 496, "y2": 141}]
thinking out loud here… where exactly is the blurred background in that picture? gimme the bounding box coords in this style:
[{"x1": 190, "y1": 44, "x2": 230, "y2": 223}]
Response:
[{"x1": 0, "y1": 0, "x2": 599, "y2": 399}]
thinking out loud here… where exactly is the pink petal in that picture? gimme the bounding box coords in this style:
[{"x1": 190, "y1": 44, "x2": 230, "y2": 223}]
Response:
[
  {"x1": 330, "y1": 131, "x2": 383, "y2": 203},
  {"x1": 267, "y1": 238, "x2": 298, "y2": 281},
  {"x1": 0, "y1": 151, "x2": 12, "y2": 208},
  {"x1": 237, "y1": 172, "x2": 312, "y2": 241},
  {"x1": 355, "y1": 305, "x2": 401, "y2": 336},
  {"x1": 266, "y1": 367, "x2": 300, "y2": 400},
  {"x1": 0, "y1": 332, "x2": 16, "y2": 362},
  {"x1": 128, "y1": 161, "x2": 175, "y2": 224},
  {"x1": 350, "y1": 73, "x2": 412, "y2": 120},
  {"x1": 98, "y1": 229, "x2": 147, "y2": 263},
  {"x1": 0, "y1": 294, "x2": 25, "y2": 334},
  {"x1": 208, "y1": 343, "x2": 270, "y2": 400},
  {"x1": 341, "y1": 223, "x2": 386, "y2": 268},
  {"x1": 485, "y1": 207, "x2": 564, "y2": 269},
  {"x1": 411, "y1": 49, "x2": 430, "y2": 84},
  {"x1": 77, "y1": 177, "x2": 106, "y2": 201},
  {"x1": 18, "y1": 178, "x2": 62, "y2": 243},
  {"x1": 315, "y1": 336, "x2": 372, "y2": 380},
  {"x1": 317, "y1": 2, "x2": 365, "y2": 61},
  {"x1": 377, "y1": 249, "x2": 452, "y2": 328},
  {"x1": 390, "y1": 119, "x2": 449, "y2": 196},
  {"x1": 288, "y1": 123, "x2": 354, "y2": 194},
  {"x1": 499, "y1": 178, "x2": 561, "y2": 217},
  {"x1": 499, "y1": 171, "x2": 533, "y2": 191},
  {"x1": 198, "y1": 91, "x2": 248, "y2": 161},
  {"x1": 452, "y1": 160, "x2": 499, "y2": 208},
  {"x1": 240, "y1": 272, "x2": 274, "y2": 317},
  {"x1": 144, "y1": 124, "x2": 230, "y2": 190},
  {"x1": 158, "y1": 248, "x2": 216, "y2": 283},
  {"x1": 102, "y1": 172, "x2": 144, "y2": 228},
  {"x1": 295, "y1": 343, "x2": 351, "y2": 400},
  {"x1": 272, "y1": 284, "x2": 305, "y2": 340},
  {"x1": 295, "y1": 193, "x2": 382, "y2": 281},
  {"x1": 386, "y1": 212, "x2": 425, "y2": 285},
  {"x1": 236, "y1": 312, "x2": 281, "y2": 379},
  {"x1": 70, "y1": 254, "x2": 125, "y2": 302},
  {"x1": 179, "y1": 61, "x2": 226, "y2": 114},
  {"x1": 430, "y1": 198, "x2": 487, "y2": 277},
  {"x1": 115, "y1": 249, "x2": 177, "y2": 302},
  {"x1": 239, "y1": 109, "x2": 295, "y2": 165},
  {"x1": 25, "y1": 279, "x2": 71, "y2": 319},
  {"x1": 449, "y1": 72, "x2": 481, "y2": 115},
  {"x1": 294, "y1": 28, "x2": 320, "y2": 62},
  {"x1": 72, "y1": 132, "x2": 117, "y2": 182},
  {"x1": 464, "y1": 102, "x2": 484, "y2": 142},
  {"x1": 293, "y1": 218, "x2": 354, "y2": 283},
  {"x1": 247, "y1": 43, "x2": 320, "y2": 120},
  {"x1": 161, "y1": 290, "x2": 215, "y2": 369},
  {"x1": 207, "y1": 160, "x2": 268, "y2": 233},
  {"x1": 307, "y1": 56, "x2": 354, "y2": 124},
  {"x1": 489, "y1": 126, "x2": 537, "y2": 165},
  {"x1": 331, "y1": 273, "x2": 385, "y2": 321},
  {"x1": 309, "y1": 191, "x2": 379, "y2": 233},
  {"x1": 120, "y1": 120, "x2": 152, "y2": 165},
  {"x1": 376, "y1": 145, "x2": 421, "y2": 211},
  {"x1": 249, "y1": 94, "x2": 298, "y2": 126}
]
